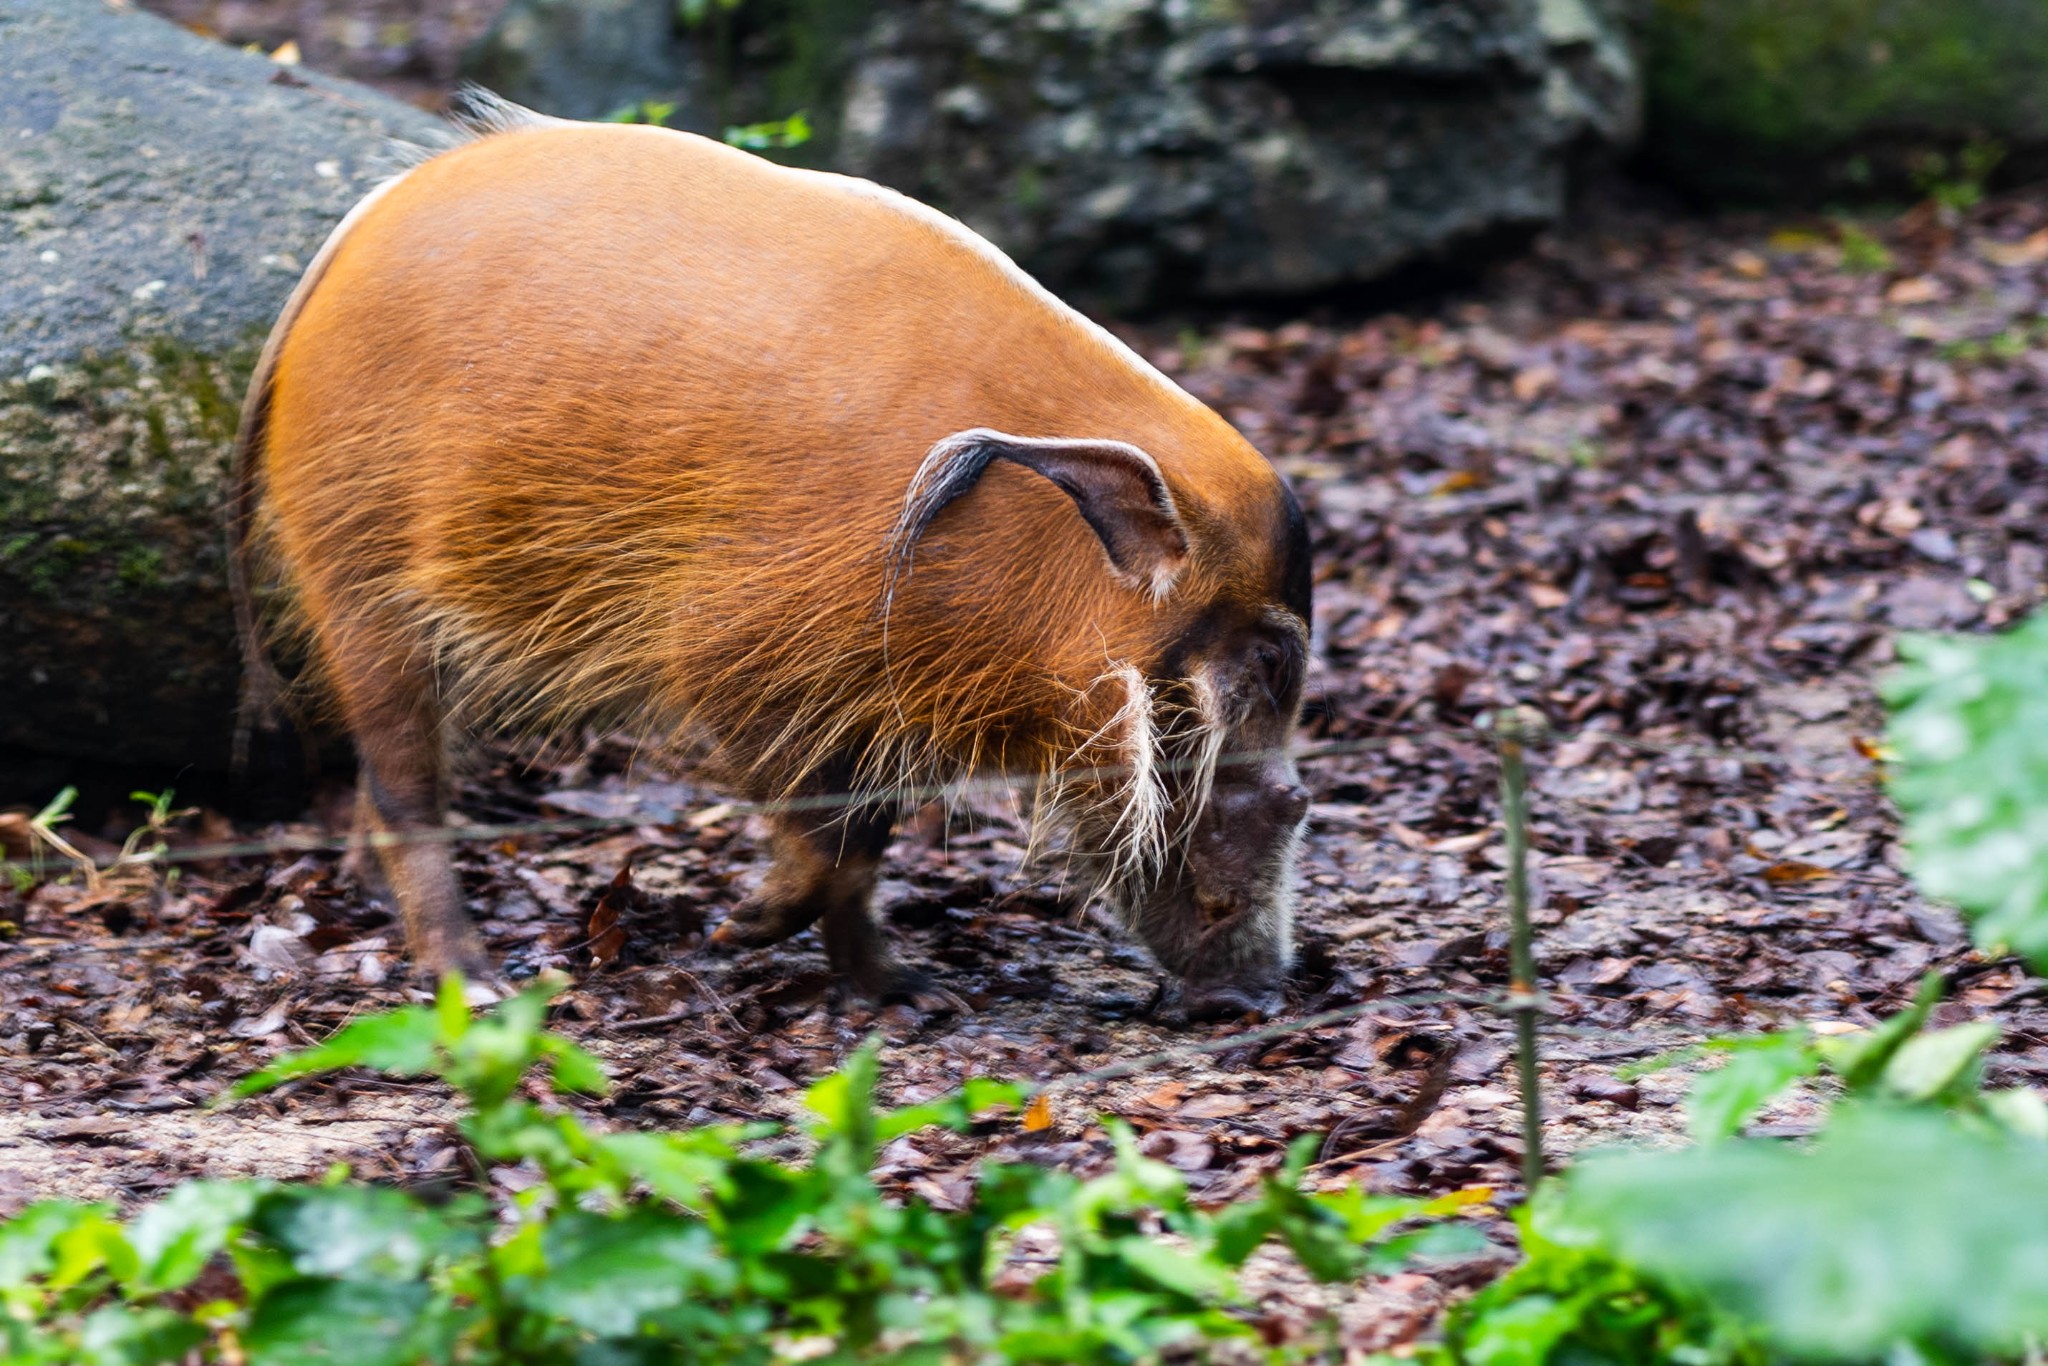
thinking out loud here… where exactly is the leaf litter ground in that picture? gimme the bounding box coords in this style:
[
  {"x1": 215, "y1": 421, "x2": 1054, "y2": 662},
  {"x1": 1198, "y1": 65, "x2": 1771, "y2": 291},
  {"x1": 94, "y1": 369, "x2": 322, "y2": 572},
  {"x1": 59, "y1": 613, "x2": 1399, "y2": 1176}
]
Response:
[{"x1": 6, "y1": 188, "x2": 2048, "y2": 1351}]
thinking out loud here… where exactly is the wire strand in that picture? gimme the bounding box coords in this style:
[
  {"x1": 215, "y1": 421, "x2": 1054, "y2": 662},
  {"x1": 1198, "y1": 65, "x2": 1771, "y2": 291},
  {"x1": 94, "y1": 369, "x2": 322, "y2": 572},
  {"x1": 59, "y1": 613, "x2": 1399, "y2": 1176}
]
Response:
[{"x1": 1, "y1": 718, "x2": 1872, "y2": 877}]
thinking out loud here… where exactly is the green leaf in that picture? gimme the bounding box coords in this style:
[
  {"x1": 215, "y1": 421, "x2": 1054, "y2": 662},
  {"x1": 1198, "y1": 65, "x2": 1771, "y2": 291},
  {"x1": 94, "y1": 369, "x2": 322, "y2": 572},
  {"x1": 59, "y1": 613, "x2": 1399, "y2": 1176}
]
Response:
[
  {"x1": 1982, "y1": 1086, "x2": 2048, "y2": 1139},
  {"x1": 1364, "y1": 1221, "x2": 1490, "y2": 1274},
  {"x1": 806, "y1": 1036, "x2": 882, "y2": 1175},
  {"x1": 1686, "y1": 1029, "x2": 1821, "y2": 1142},
  {"x1": 1114, "y1": 1239, "x2": 1234, "y2": 1301},
  {"x1": 76, "y1": 1305, "x2": 205, "y2": 1366},
  {"x1": 242, "y1": 1279, "x2": 445, "y2": 1366},
  {"x1": 1453, "y1": 1287, "x2": 1596, "y2": 1366},
  {"x1": 722, "y1": 111, "x2": 812, "y2": 150},
  {"x1": 542, "y1": 1035, "x2": 611, "y2": 1096},
  {"x1": 251, "y1": 1185, "x2": 477, "y2": 1281},
  {"x1": 1878, "y1": 1020, "x2": 1999, "y2": 1102},
  {"x1": 49, "y1": 1210, "x2": 137, "y2": 1289},
  {"x1": 875, "y1": 1078, "x2": 1026, "y2": 1142},
  {"x1": 597, "y1": 1130, "x2": 742, "y2": 1208},
  {"x1": 1276, "y1": 1207, "x2": 1367, "y2": 1284},
  {"x1": 520, "y1": 1210, "x2": 736, "y2": 1336},
  {"x1": 0, "y1": 1201, "x2": 110, "y2": 1287},
  {"x1": 229, "y1": 1006, "x2": 440, "y2": 1098},
  {"x1": 1209, "y1": 1201, "x2": 1279, "y2": 1266},
  {"x1": 127, "y1": 1180, "x2": 266, "y2": 1293},
  {"x1": 1820, "y1": 972, "x2": 1943, "y2": 1090},
  {"x1": 1547, "y1": 1107, "x2": 2048, "y2": 1360},
  {"x1": 434, "y1": 973, "x2": 473, "y2": 1043},
  {"x1": 1886, "y1": 613, "x2": 2048, "y2": 972}
]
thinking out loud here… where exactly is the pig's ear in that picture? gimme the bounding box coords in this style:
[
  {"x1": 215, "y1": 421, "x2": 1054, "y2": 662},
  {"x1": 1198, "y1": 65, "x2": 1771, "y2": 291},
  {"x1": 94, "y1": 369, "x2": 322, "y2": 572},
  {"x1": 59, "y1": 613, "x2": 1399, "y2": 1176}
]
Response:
[{"x1": 885, "y1": 428, "x2": 1190, "y2": 603}]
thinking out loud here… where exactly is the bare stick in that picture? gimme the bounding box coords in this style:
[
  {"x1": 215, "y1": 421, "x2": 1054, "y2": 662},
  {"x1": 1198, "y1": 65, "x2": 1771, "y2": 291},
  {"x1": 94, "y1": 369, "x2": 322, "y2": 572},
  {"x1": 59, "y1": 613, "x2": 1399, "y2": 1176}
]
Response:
[{"x1": 1495, "y1": 708, "x2": 1545, "y2": 1191}]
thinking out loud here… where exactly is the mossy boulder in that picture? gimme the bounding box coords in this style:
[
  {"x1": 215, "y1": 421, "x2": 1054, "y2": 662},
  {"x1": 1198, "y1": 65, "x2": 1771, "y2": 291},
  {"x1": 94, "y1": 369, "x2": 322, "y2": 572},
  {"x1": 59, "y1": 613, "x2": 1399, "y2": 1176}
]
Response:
[
  {"x1": 465, "y1": 0, "x2": 1643, "y2": 311},
  {"x1": 1644, "y1": 0, "x2": 2048, "y2": 203},
  {"x1": 0, "y1": 0, "x2": 443, "y2": 774}
]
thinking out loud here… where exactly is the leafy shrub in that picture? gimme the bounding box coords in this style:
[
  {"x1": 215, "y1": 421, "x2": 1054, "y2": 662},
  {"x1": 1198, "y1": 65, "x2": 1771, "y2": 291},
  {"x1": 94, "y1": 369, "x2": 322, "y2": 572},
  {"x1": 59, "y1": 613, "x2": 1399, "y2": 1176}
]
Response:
[
  {"x1": 1538, "y1": 1107, "x2": 2048, "y2": 1363},
  {"x1": 1438, "y1": 609, "x2": 2048, "y2": 1364},
  {"x1": 0, "y1": 978, "x2": 1483, "y2": 1365},
  {"x1": 1885, "y1": 609, "x2": 2048, "y2": 972}
]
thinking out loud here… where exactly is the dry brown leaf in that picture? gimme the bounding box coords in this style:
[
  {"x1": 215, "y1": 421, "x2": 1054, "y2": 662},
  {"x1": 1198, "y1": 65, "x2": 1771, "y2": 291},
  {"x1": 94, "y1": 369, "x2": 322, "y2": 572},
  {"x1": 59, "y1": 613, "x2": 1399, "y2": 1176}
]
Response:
[
  {"x1": 1134, "y1": 1080, "x2": 1187, "y2": 1110},
  {"x1": 1179, "y1": 1094, "x2": 1252, "y2": 1120},
  {"x1": 587, "y1": 862, "x2": 634, "y2": 969},
  {"x1": 0, "y1": 812, "x2": 34, "y2": 860},
  {"x1": 1511, "y1": 364, "x2": 1558, "y2": 401},
  {"x1": 1761, "y1": 860, "x2": 1836, "y2": 885},
  {"x1": 1979, "y1": 228, "x2": 2048, "y2": 267},
  {"x1": 1884, "y1": 275, "x2": 1943, "y2": 305},
  {"x1": 1139, "y1": 1129, "x2": 1216, "y2": 1172}
]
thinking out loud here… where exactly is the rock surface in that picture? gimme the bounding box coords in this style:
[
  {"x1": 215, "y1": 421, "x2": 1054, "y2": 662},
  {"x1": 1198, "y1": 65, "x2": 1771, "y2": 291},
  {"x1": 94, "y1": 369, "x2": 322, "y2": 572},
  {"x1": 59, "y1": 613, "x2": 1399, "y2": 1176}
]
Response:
[
  {"x1": 1, "y1": 0, "x2": 445, "y2": 774},
  {"x1": 465, "y1": 0, "x2": 1642, "y2": 310}
]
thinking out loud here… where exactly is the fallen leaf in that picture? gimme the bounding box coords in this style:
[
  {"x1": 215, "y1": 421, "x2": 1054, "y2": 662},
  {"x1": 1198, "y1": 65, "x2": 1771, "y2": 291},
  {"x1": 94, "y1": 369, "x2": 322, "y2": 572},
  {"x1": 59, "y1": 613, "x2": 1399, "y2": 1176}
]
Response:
[
  {"x1": 587, "y1": 863, "x2": 634, "y2": 969},
  {"x1": 1979, "y1": 228, "x2": 2048, "y2": 267},
  {"x1": 1761, "y1": 860, "x2": 1836, "y2": 885},
  {"x1": 1884, "y1": 275, "x2": 1943, "y2": 305},
  {"x1": 1135, "y1": 1080, "x2": 1187, "y2": 1110},
  {"x1": 1139, "y1": 1129, "x2": 1216, "y2": 1172}
]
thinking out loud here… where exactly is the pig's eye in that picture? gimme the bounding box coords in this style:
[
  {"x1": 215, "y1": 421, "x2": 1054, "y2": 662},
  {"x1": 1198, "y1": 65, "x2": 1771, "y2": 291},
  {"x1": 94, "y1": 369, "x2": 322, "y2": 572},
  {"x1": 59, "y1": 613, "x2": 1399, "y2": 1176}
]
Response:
[{"x1": 1248, "y1": 635, "x2": 1304, "y2": 709}]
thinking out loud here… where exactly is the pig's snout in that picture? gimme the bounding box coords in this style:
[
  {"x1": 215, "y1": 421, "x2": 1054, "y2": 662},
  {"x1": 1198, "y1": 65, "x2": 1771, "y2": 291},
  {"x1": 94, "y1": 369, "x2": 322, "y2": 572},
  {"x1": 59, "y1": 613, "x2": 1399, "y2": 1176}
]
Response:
[
  {"x1": 1175, "y1": 774, "x2": 1308, "y2": 1021},
  {"x1": 1188, "y1": 779, "x2": 1310, "y2": 919}
]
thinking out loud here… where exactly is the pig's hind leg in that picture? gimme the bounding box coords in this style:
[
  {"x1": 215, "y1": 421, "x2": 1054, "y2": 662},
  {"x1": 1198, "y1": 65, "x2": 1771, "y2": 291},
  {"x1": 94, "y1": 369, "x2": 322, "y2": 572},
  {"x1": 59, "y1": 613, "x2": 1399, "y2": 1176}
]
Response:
[{"x1": 316, "y1": 613, "x2": 492, "y2": 988}]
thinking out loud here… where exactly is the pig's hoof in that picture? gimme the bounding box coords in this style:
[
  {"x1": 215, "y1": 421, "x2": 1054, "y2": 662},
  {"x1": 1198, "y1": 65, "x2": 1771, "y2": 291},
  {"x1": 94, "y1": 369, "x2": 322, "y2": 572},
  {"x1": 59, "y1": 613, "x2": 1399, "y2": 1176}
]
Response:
[
  {"x1": 1180, "y1": 984, "x2": 1282, "y2": 1024},
  {"x1": 899, "y1": 980, "x2": 968, "y2": 1016},
  {"x1": 836, "y1": 965, "x2": 965, "y2": 1016},
  {"x1": 707, "y1": 914, "x2": 782, "y2": 950},
  {"x1": 416, "y1": 955, "x2": 508, "y2": 1006}
]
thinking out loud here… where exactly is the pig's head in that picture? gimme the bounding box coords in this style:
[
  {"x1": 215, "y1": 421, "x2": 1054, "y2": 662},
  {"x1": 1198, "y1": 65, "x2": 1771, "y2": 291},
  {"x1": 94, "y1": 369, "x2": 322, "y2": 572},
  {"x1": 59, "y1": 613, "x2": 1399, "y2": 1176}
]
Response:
[{"x1": 885, "y1": 425, "x2": 1312, "y2": 1022}]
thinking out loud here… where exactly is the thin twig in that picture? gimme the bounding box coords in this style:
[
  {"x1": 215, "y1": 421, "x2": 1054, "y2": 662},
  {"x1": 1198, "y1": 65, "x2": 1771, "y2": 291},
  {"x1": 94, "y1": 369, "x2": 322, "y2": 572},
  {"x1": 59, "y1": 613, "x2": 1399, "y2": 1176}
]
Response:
[{"x1": 1494, "y1": 708, "x2": 1546, "y2": 1192}]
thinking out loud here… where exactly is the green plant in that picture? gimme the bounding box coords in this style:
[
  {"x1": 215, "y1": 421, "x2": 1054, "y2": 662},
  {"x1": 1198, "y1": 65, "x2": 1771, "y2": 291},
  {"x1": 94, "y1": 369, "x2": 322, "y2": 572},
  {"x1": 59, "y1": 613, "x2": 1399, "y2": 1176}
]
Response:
[
  {"x1": 6, "y1": 785, "x2": 195, "y2": 896},
  {"x1": 20, "y1": 785, "x2": 86, "y2": 886},
  {"x1": 1533, "y1": 1107, "x2": 2048, "y2": 1363},
  {"x1": 1645, "y1": 0, "x2": 2048, "y2": 202},
  {"x1": 1621, "y1": 973, "x2": 2046, "y2": 1145},
  {"x1": 600, "y1": 99, "x2": 679, "y2": 127},
  {"x1": 1446, "y1": 983, "x2": 2048, "y2": 1364},
  {"x1": 723, "y1": 111, "x2": 812, "y2": 151},
  {"x1": 1885, "y1": 608, "x2": 2048, "y2": 971},
  {"x1": 677, "y1": 0, "x2": 743, "y2": 26},
  {"x1": 0, "y1": 977, "x2": 1486, "y2": 1364},
  {"x1": 1438, "y1": 609, "x2": 2048, "y2": 1363},
  {"x1": 1911, "y1": 137, "x2": 2006, "y2": 213},
  {"x1": 1439, "y1": 1214, "x2": 1763, "y2": 1366},
  {"x1": 117, "y1": 790, "x2": 194, "y2": 886},
  {"x1": 1834, "y1": 221, "x2": 1893, "y2": 273}
]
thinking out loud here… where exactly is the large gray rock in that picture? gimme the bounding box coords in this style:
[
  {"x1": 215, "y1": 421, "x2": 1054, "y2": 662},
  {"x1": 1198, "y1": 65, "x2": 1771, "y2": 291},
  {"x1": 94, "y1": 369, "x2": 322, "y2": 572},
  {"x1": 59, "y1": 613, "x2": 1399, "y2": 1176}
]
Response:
[
  {"x1": 1, "y1": 0, "x2": 444, "y2": 771},
  {"x1": 465, "y1": 0, "x2": 1641, "y2": 309}
]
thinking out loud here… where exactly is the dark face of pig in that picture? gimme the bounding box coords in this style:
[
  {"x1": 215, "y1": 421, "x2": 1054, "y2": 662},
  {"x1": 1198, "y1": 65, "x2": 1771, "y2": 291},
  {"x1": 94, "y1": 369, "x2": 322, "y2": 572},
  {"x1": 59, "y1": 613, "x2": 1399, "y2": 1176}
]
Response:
[{"x1": 1120, "y1": 491, "x2": 1312, "y2": 1021}]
